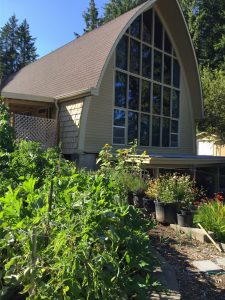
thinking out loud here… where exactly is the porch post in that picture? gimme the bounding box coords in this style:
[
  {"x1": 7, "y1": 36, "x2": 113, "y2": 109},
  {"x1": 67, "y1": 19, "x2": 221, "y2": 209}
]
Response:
[
  {"x1": 192, "y1": 165, "x2": 196, "y2": 182},
  {"x1": 214, "y1": 166, "x2": 220, "y2": 192},
  {"x1": 153, "y1": 168, "x2": 159, "y2": 178}
]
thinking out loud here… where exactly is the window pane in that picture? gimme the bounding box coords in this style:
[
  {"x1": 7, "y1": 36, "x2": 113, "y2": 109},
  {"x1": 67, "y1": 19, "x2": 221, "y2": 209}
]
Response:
[
  {"x1": 173, "y1": 59, "x2": 180, "y2": 88},
  {"x1": 114, "y1": 109, "x2": 125, "y2": 126},
  {"x1": 140, "y1": 114, "x2": 150, "y2": 146},
  {"x1": 129, "y1": 76, "x2": 139, "y2": 110},
  {"x1": 142, "y1": 45, "x2": 151, "y2": 79},
  {"x1": 164, "y1": 31, "x2": 172, "y2": 54},
  {"x1": 164, "y1": 55, "x2": 171, "y2": 85},
  {"x1": 115, "y1": 71, "x2": 127, "y2": 107},
  {"x1": 116, "y1": 35, "x2": 128, "y2": 70},
  {"x1": 154, "y1": 50, "x2": 162, "y2": 82},
  {"x1": 171, "y1": 134, "x2": 178, "y2": 147},
  {"x1": 143, "y1": 9, "x2": 152, "y2": 44},
  {"x1": 141, "y1": 80, "x2": 151, "y2": 112},
  {"x1": 162, "y1": 118, "x2": 170, "y2": 147},
  {"x1": 128, "y1": 111, "x2": 139, "y2": 144},
  {"x1": 172, "y1": 90, "x2": 180, "y2": 118},
  {"x1": 130, "y1": 16, "x2": 141, "y2": 39},
  {"x1": 154, "y1": 13, "x2": 163, "y2": 49},
  {"x1": 113, "y1": 127, "x2": 125, "y2": 144},
  {"x1": 163, "y1": 87, "x2": 171, "y2": 116},
  {"x1": 153, "y1": 84, "x2": 161, "y2": 115},
  {"x1": 171, "y1": 120, "x2": 178, "y2": 133},
  {"x1": 130, "y1": 39, "x2": 140, "y2": 74},
  {"x1": 152, "y1": 116, "x2": 161, "y2": 146}
]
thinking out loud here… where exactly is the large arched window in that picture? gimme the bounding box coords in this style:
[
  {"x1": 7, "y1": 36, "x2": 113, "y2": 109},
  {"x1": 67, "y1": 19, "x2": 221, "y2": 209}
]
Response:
[{"x1": 113, "y1": 8, "x2": 180, "y2": 148}]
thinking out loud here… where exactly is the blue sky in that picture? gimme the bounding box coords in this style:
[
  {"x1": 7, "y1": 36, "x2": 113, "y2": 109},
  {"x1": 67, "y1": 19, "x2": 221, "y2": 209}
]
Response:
[{"x1": 0, "y1": 0, "x2": 106, "y2": 58}]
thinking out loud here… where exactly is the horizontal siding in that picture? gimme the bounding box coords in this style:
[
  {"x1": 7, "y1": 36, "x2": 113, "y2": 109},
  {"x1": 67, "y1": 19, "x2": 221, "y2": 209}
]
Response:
[
  {"x1": 59, "y1": 98, "x2": 84, "y2": 154},
  {"x1": 84, "y1": 56, "x2": 114, "y2": 151}
]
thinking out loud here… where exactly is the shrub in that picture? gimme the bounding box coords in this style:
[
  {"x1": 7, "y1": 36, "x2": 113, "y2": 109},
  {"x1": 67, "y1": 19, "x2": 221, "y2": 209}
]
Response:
[
  {"x1": 0, "y1": 98, "x2": 14, "y2": 152},
  {"x1": 0, "y1": 146, "x2": 157, "y2": 299},
  {"x1": 0, "y1": 140, "x2": 69, "y2": 196},
  {"x1": 146, "y1": 174, "x2": 196, "y2": 206},
  {"x1": 194, "y1": 196, "x2": 225, "y2": 242}
]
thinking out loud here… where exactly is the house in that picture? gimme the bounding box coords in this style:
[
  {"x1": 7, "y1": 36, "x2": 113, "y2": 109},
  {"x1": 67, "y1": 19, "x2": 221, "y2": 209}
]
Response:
[
  {"x1": 1, "y1": 0, "x2": 225, "y2": 192},
  {"x1": 197, "y1": 132, "x2": 225, "y2": 156}
]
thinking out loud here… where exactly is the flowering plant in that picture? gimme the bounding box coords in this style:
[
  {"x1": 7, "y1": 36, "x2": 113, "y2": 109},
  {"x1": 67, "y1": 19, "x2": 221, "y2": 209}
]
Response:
[
  {"x1": 193, "y1": 193, "x2": 224, "y2": 208},
  {"x1": 146, "y1": 173, "x2": 197, "y2": 206}
]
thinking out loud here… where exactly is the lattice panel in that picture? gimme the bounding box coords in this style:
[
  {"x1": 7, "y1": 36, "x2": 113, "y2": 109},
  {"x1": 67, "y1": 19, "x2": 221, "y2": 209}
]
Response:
[{"x1": 14, "y1": 114, "x2": 57, "y2": 148}]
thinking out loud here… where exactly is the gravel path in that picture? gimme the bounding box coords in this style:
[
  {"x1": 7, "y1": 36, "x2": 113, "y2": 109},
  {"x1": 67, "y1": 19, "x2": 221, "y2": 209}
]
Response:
[{"x1": 149, "y1": 225, "x2": 225, "y2": 300}]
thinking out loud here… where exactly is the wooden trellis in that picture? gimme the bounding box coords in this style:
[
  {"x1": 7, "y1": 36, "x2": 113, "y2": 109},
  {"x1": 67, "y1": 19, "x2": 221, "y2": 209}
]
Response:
[{"x1": 14, "y1": 114, "x2": 57, "y2": 148}]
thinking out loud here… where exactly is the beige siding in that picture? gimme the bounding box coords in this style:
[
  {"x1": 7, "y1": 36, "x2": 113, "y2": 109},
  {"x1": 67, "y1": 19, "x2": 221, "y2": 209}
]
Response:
[
  {"x1": 59, "y1": 98, "x2": 84, "y2": 154},
  {"x1": 84, "y1": 56, "x2": 115, "y2": 152},
  {"x1": 84, "y1": 51, "x2": 196, "y2": 155}
]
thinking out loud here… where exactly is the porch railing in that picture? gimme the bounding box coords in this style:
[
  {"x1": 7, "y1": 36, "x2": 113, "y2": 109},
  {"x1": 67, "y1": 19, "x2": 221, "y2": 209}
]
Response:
[{"x1": 14, "y1": 114, "x2": 57, "y2": 148}]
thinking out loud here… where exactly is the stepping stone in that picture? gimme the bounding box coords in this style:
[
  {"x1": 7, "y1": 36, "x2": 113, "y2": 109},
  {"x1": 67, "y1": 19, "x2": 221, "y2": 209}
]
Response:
[
  {"x1": 216, "y1": 257, "x2": 225, "y2": 267},
  {"x1": 192, "y1": 260, "x2": 223, "y2": 273}
]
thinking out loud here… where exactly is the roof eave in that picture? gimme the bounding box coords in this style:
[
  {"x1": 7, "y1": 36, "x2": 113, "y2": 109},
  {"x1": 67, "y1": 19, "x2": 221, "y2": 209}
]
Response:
[
  {"x1": 55, "y1": 87, "x2": 98, "y2": 102},
  {"x1": 1, "y1": 91, "x2": 54, "y2": 103}
]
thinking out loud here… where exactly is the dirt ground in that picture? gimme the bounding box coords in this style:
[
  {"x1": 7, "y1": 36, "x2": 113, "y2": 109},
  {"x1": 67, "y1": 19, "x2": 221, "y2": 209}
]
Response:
[{"x1": 149, "y1": 224, "x2": 225, "y2": 300}]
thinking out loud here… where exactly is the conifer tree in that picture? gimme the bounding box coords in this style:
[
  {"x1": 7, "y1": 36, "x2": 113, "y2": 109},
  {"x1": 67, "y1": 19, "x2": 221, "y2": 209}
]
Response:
[
  {"x1": 103, "y1": 0, "x2": 145, "y2": 23},
  {"x1": 17, "y1": 19, "x2": 37, "y2": 69},
  {"x1": 179, "y1": 0, "x2": 225, "y2": 69},
  {"x1": 0, "y1": 15, "x2": 19, "y2": 81},
  {"x1": 0, "y1": 15, "x2": 37, "y2": 83},
  {"x1": 83, "y1": 0, "x2": 101, "y2": 33}
]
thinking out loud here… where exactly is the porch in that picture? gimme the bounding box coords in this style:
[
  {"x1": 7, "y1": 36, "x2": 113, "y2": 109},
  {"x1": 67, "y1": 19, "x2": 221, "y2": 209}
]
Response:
[
  {"x1": 127, "y1": 154, "x2": 225, "y2": 195},
  {"x1": 5, "y1": 98, "x2": 58, "y2": 149}
]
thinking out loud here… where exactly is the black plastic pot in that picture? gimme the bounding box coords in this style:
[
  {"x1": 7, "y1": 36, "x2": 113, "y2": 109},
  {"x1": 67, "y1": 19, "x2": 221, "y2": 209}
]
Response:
[
  {"x1": 127, "y1": 191, "x2": 144, "y2": 208},
  {"x1": 143, "y1": 197, "x2": 155, "y2": 213},
  {"x1": 180, "y1": 209, "x2": 191, "y2": 215},
  {"x1": 177, "y1": 211, "x2": 193, "y2": 227},
  {"x1": 155, "y1": 202, "x2": 178, "y2": 224},
  {"x1": 133, "y1": 192, "x2": 144, "y2": 208},
  {"x1": 127, "y1": 191, "x2": 134, "y2": 205}
]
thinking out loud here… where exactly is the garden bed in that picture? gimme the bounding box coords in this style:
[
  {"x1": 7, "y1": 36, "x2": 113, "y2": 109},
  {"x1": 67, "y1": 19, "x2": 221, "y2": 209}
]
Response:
[{"x1": 149, "y1": 224, "x2": 225, "y2": 300}]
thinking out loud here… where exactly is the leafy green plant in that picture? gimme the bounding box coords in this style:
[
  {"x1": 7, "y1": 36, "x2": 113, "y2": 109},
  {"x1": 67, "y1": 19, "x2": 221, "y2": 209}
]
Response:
[
  {"x1": 194, "y1": 198, "x2": 225, "y2": 242},
  {"x1": 146, "y1": 174, "x2": 196, "y2": 206},
  {"x1": 123, "y1": 173, "x2": 147, "y2": 195},
  {"x1": 0, "y1": 144, "x2": 158, "y2": 299},
  {"x1": 0, "y1": 98, "x2": 14, "y2": 152}
]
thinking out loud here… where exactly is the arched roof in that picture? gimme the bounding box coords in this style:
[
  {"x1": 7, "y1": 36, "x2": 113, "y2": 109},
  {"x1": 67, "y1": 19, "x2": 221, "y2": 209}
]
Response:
[{"x1": 1, "y1": 0, "x2": 203, "y2": 118}]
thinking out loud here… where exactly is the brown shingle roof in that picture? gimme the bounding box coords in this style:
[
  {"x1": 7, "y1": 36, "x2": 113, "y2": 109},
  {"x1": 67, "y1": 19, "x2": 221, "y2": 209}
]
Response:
[{"x1": 1, "y1": 2, "x2": 148, "y2": 99}]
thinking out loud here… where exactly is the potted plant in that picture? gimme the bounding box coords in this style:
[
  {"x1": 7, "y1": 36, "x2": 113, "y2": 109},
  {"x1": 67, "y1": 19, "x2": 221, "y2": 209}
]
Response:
[
  {"x1": 123, "y1": 173, "x2": 147, "y2": 207},
  {"x1": 146, "y1": 174, "x2": 196, "y2": 225},
  {"x1": 142, "y1": 196, "x2": 155, "y2": 214}
]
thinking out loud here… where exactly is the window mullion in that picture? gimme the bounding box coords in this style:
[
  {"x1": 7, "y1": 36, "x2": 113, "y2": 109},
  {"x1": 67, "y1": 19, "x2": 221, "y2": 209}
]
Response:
[{"x1": 114, "y1": 8, "x2": 180, "y2": 148}]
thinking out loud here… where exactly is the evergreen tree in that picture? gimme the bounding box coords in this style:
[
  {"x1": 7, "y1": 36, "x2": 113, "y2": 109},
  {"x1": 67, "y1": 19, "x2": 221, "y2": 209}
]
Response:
[
  {"x1": 0, "y1": 15, "x2": 37, "y2": 83},
  {"x1": 0, "y1": 15, "x2": 19, "y2": 82},
  {"x1": 195, "y1": 0, "x2": 225, "y2": 69},
  {"x1": 17, "y1": 19, "x2": 37, "y2": 70},
  {"x1": 178, "y1": 0, "x2": 225, "y2": 69},
  {"x1": 103, "y1": 0, "x2": 145, "y2": 23},
  {"x1": 83, "y1": 0, "x2": 101, "y2": 33}
]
